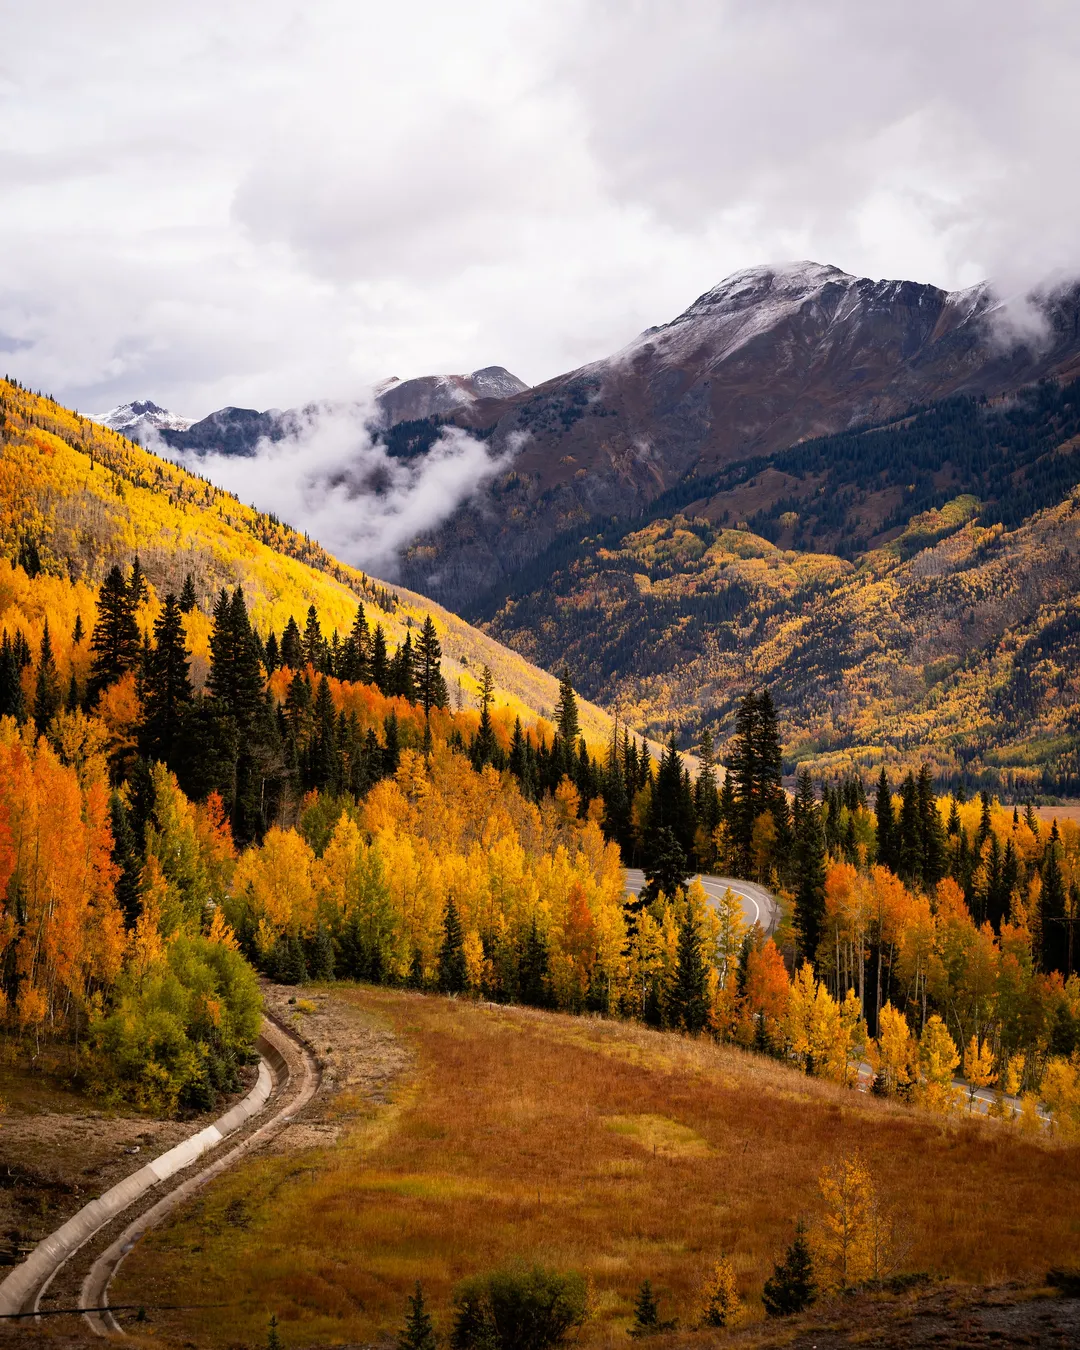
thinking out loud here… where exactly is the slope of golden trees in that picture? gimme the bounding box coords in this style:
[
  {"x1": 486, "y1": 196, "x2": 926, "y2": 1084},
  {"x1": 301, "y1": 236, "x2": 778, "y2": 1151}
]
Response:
[
  {"x1": 488, "y1": 496, "x2": 1080, "y2": 794},
  {"x1": 0, "y1": 378, "x2": 623, "y2": 748}
]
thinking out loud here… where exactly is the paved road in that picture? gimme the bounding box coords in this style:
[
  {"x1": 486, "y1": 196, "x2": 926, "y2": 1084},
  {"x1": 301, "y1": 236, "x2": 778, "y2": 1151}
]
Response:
[{"x1": 624, "y1": 869, "x2": 780, "y2": 935}]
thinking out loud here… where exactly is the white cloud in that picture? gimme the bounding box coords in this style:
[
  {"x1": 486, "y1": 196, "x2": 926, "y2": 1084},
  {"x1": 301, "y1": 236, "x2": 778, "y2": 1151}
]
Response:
[
  {"x1": 166, "y1": 404, "x2": 508, "y2": 576},
  {"x1": 0, "y1": 0, "x2": 1078, "y2": 418}
]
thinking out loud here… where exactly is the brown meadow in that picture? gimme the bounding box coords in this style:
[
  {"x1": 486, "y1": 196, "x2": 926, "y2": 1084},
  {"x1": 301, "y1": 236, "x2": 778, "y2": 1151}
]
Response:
[{"x1": 116, "y1": 985, "x2": 1080, "y2": 1347}]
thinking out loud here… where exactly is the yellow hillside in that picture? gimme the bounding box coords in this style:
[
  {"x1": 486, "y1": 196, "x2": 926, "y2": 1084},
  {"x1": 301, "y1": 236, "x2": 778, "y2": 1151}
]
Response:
[{"x1": 0, "y1": 379, "x2": 622, "y2": 750}]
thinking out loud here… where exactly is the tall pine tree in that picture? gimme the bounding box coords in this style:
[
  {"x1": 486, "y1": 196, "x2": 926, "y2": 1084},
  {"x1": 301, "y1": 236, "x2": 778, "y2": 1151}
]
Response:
[
  {"x1": 87, "y1": 564, "x2": 140, "y2": 705},
  {"x1": 139, "y1": 593, "x2": 193, "y2": 765},
  {"x1": 669, "y1": 902, "x2": 709, "y2": 1033},
  {"x1": 32, "y1": 619, "x2": 62, "y2": 733},
  {"x1": 415, "y1": 615, "x2": 447, "y2": 715}
]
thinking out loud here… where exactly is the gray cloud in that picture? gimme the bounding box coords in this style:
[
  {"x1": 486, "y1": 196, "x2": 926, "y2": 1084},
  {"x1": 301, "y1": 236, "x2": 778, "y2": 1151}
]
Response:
[{"x1": 0, "y1": 0, "x2": 1078, "y2": 419}]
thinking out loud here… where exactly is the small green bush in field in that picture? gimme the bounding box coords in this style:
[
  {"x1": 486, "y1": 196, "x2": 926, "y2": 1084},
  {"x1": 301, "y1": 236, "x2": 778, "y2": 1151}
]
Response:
[{"x1": 451, "y1": 1265, "x2": 588, "y2": 1350}]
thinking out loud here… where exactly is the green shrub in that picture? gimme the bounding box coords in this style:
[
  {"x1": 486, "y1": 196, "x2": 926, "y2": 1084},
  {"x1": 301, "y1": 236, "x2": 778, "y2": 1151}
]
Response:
[
  {"x1": 92, "y1": 934, "x2": 261, "y2": 1114},
  {"x1": 451, "y1": 1265, "x2": 588, "y2": 1350}
]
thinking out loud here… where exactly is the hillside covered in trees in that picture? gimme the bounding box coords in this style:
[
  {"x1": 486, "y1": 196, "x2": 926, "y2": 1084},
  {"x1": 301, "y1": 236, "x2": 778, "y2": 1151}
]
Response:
[
  {"x1": 1, "y1": 377, "x2": 1078, "y2": 1138},
  {"x1": 482, "y1": 394, "x2": 1080, "y2": 797}
]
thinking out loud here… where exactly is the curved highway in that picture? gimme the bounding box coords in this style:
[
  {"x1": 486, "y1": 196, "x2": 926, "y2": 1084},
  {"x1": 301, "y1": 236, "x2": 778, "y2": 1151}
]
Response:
[{"x1": 624, "y1": 869, "x2": 780, "y2": 935}]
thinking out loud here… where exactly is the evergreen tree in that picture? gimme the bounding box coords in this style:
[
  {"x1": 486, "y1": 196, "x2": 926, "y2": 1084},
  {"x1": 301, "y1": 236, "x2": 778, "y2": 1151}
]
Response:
[
  {"x1": 109, "y1": 791, "x2": 142, "y2": 928},
  {"x1": 372, "y1": 623, "x2": 390, "y2": 693},
  {"x1": 71, "y1": 612, "x2": 84, "y2": 644},
  {"x1": 383, "y1": 710, "x2": 401, "y2": 776},
  {"x1": 341, "y1": 604, "x2": 371, "y2": 683},
  {"x1": 280, "y1": 616, "x2": 303, "y2": 669},
  {"x1": 438, "y1": 896, "x2": 468, "y2": 994},
  {"x1": 207, "y1": 587, "x2": 265, "y2": 731},
  {"x1": 139, "y1": 593, "x2": 193, "y2": 765},
  {"x1": 471, "y1": 665, "x2": 499, "y2": 770},
  {"x1": 308, "y1": 675, "x2": 341, "y2": 792},
  {"x1": 792, "y1": 769, "x2": 826, "y2": 960},
  {"x1": 602, "y1": 721, "x2": 631, "y2": 855},
  {"x1": 649, "y1": 734, "x2": 696, "y2": 858},
  {"x1": 554, "y1": 666, "x2": 580, "y2": 751},
  {"x1": 390, "y1": 632, "x2": 417, "y2": 701},
  {"x1": 761, "y1": 1220, "x2": 817, "y2": 1317},
  {"x1": 178, "y1": 571, "x2": 198, "y2": 613},
  {"x1": 309, "y1": 923, "x2": 335, "y2": 981},
  {"x1": 207, "y1": 587, "x2": 276, "y2": 840},
  {"x1": 642, "y1": 827, "x2": 690, "y2": 904},
  {"x1": 415, "y1": 615, "x2": 448, "y2": 715},
  {"x1": 897, "y1": 772, "x2": 922, "y2": 884},
  {"x1": 263, "y1": 630, "x2": 280, "y2": 673},
  {"x1": 693, "y1": 729, "x2": 721, "y2": 868},
  {"x1": 1041, "y1": 826, "x2": 1069, "y2": 974},
  {"x1": 917, "y1": 764, "x2": 946, "y2": 885},
  {"x1": 32, "y1": 619, "x2": 62, "y2": 733},
  {"x1": 875, "y1": 767, "x2": 895, "y2": 870},
  {"x1": 397, "y1": 1283, "x2": 437, "y2": 1350},
  {"x1": 87, "y1": 564, "x2": 140, "y2": 704},
  {"x1": 728, "y1": 689, "x2": 786, "y2": 876},
  {"x1": 630, "y1": 1280, "x2": 674, "y2": 1336},
  {"x1": 519, "y1": 919, "x2": 550, "y2": 1007},
  {"x1": 985, "y1": 831, "x2": 1008, "y2": 932},
  {"x1": 508, "y1": 716, "x2": 535, "y2": 798},
  {"x1": 669, "y1": 903, "x2": 709, "y2": 1033},
  {"x1": 128, "y1": 554, "x2": 149, "y2": 608},
  {"x1": 302, "y1": 604, "x2": 325, "y2": 669},
  {"x1": 65, "y1": 670, "x2": 80, "y2": 713}
]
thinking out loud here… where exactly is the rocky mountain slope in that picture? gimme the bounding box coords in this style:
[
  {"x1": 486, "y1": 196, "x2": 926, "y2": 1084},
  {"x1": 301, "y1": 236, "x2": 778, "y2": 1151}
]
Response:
[
  {"x1": 374, "y1": 365, "x2": 528, "y2": 423},
  {"x1": 396, "y1": 262, "x2": 1080, "y2": 610}
]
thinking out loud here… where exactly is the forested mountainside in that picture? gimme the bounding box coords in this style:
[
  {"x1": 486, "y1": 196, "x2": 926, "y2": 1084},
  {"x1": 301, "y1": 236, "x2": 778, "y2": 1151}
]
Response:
[
  {"x1": 0, "y1": 378, "x2": 619, "y2": 750},
  {"x1": 394, "y1": 262, "x2": 1080, "y2": 610},
  {"x1": 2, "y1": 376, "x2": 1079, "y2": 1138},
  {"x1": 485, "y1": 483, "x2": 1080, "y2": 796}
]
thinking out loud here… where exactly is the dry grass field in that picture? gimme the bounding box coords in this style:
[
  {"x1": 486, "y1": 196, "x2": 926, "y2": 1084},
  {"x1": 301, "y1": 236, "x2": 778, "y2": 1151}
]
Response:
[{"x1": 114, "y1": 986, "x2": 1080, "y2": 1348}]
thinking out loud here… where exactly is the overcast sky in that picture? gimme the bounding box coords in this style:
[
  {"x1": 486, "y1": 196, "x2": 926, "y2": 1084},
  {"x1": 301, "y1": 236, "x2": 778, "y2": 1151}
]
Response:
[{"x1": 2, "y1": 0, "x2": 1079, "y2": 419}]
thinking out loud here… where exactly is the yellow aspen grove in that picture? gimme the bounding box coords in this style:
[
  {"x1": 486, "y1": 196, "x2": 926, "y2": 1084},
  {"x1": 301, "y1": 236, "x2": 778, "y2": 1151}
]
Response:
[{"x1": 1041, "y1": 1055, "x2": 1080, "y2": 1140}]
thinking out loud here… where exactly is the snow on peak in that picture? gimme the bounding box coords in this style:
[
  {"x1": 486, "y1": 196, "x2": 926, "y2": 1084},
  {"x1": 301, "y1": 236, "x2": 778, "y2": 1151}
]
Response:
[
  {"x1": 92, "y1": 400, "x2": 194, "y2": 440},
  {"x1": 689, "y1": 261, "x2": 854, "y2": 314}
]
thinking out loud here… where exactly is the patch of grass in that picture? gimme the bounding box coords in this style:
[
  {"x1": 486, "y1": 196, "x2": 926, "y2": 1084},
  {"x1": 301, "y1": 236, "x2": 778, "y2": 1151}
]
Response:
[
  {"x1": 116, "y1": 986, "x2": 1080, "y2": 1349},
  {"x1": 605, "y1": 1114, "x2": 712, "y2": 1159}
]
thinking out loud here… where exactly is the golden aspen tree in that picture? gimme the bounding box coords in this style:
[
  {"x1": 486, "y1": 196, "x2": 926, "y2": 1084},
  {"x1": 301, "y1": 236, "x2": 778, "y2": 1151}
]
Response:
[
  {"x1": 962, "y1": 1035, "x2": 997, "y2": 1111},
  {"x1": 814, "y1": 1153, "x2": 876, "y2": 1290},
  {"x1": 698, "y1": 1256, "x2": 740, "y2": 1328},
  {"x1": 917, "y1": 1014, "x2": 961, "y2": 1114},
  {"x1": 870, "y1": 1002, "x2": 915, "y2": 1097}
]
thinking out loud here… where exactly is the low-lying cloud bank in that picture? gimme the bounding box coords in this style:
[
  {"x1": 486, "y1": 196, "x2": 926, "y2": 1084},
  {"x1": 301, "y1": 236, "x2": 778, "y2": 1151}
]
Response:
[{"x1": 166, "y1": 403, "x2": 509, "y2": 577}]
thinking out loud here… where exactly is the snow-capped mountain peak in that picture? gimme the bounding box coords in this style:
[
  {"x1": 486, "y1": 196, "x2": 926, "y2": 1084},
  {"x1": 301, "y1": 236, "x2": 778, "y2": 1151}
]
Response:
[{"x1": 92, "y1": 400, "x2": 194, "y2": 443}]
